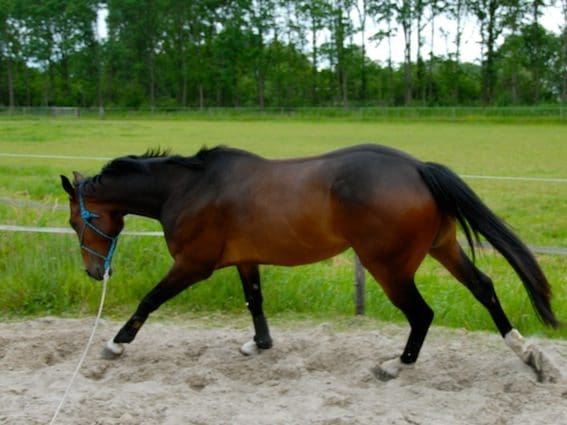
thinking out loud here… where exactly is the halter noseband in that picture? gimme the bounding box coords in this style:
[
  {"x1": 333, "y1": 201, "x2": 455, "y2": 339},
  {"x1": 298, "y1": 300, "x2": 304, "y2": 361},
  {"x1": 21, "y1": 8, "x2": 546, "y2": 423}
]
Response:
[{"x1": 78, "y1": 183, "x2": 118, "y2": 271}]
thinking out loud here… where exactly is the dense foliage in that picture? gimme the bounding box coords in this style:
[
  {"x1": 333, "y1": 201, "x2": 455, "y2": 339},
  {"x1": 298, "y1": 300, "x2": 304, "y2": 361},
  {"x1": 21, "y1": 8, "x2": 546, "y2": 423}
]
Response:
[{"x1": 1, "y1": 0, "x2": 566, "y2": 108}]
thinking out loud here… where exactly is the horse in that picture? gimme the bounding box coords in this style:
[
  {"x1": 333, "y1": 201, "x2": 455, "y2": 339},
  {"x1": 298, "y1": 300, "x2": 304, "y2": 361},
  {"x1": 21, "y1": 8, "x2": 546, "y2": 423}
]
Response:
[{"x1": 60, "y1": 144, "x2": 560, "y2": 381}]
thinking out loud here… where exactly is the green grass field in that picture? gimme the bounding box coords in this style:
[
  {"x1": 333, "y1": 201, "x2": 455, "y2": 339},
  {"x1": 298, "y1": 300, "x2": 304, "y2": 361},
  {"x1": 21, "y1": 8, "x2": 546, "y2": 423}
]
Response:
[{"x1": 1, "y1": 118, "x2": 566, "y2": 339}]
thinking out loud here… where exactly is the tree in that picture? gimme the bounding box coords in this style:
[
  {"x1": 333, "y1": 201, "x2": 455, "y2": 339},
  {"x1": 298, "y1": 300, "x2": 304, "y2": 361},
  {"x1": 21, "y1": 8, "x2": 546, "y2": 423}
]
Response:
[
  {"x1": 394, "y1": 0, "x2": 416, "y2": 104},
  {"x1": 520, "y1": 23, "x2": 561, "y2": 103},
  {"x1": 213, "y1": 1, "x2": 253, "y2": 106},
  {"x1": 162, "y1": 0, "x2": 192, "y2": 106},
  {"x1": 5, "y1": 0, "x2": 98, "y2": 106},
  {"x1": 562, "y1": 0, "x2": 567, "y2": 101},
  {"x1": 328, "y1": 0, "x2": 355, "y2": 106},
  {"x1": 264, "y1": 39, "x2": 312, "y2": 106},
  {"x1": 297, "y1": 0, "x2": 330, "y2": 105},
  {"x1": 496, "y1": 22, "x2": 561, "y2": 103},
  {"x1": 354, "y1": 0, "x2": 369, "y2": 101},
  {"x1": 107, "y1": 0, "x2": 165, "y2": 108},
  {"x1": 524, "y1": 0, "x2": 549, "y2": 102},
  {"x1": 1, "y1": 0, "x2": 565, "y2": 108},
  {"x1": 368, "y1": 0, "x2": 397, "y2": 104},
  {"x1": 414, "y1": 0, "x2": 428, "y2": 103},
  {"x1": 0, "y1": 0, "x2": 17, "y2": 108},
  {"x1": 245, "y1": 0, "x2": 278, "y2": 108},
  {"x1": 501, "y1": 0, "x2": 528, "y2": 103},
  {"x1": 443, "y1": 0, "x2": 468, "y2": 103},
  {"x1": 469, "y1": 0, "x2": 507, "y2": 104},
  {"x1": 425, "y1": 0, "x2": 443, "y2": 103}
]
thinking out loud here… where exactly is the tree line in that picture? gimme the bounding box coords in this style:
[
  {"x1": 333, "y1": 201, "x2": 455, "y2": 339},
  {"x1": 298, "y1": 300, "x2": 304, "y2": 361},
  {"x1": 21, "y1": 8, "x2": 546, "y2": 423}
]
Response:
[{"x1": 1, "y1": 0, "x2": 566, "y2": 109}]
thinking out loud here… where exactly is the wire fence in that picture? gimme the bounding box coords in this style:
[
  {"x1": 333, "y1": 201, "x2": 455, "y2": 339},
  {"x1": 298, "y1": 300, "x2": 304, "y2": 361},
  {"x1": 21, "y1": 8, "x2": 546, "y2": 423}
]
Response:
[
  {"x1": 1, "y1": 118, "x2": 565, "y2": 315},
  {"x1": 1, "y1": 224, "x2": 565, "y2": 317},
  {"x1": 1, "y1": 106, "x2": 567, "y2": 121}
]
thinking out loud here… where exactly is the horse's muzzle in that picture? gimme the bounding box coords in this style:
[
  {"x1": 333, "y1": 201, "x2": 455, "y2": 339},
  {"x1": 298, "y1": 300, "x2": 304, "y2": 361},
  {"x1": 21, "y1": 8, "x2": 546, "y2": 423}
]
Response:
[{"x1": 86, "y1": 267, "x2": 111, "y2": 281}]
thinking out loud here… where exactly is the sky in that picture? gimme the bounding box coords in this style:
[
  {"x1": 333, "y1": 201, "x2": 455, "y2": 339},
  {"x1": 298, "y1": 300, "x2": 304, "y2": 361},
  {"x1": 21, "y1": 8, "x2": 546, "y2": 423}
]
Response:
[
  {"x1": 364, "y1": 4, "x2": 565, "y2": 64},
  {"x1": 96, "y1": 4, "x2": 565, "y2": 65}
]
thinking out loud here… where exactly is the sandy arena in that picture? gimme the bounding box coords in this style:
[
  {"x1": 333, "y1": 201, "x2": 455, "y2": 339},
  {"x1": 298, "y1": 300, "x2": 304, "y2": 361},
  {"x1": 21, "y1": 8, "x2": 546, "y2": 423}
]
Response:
[{"x1": 1, "y1": 317, "x2": 566, "y2": 425}]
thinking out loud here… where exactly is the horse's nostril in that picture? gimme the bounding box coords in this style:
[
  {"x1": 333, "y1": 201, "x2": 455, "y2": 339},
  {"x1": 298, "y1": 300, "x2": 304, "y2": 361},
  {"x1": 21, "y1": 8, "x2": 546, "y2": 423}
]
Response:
[{"x1": 85, "y1": 268, "x2": 104, "y2": 281}]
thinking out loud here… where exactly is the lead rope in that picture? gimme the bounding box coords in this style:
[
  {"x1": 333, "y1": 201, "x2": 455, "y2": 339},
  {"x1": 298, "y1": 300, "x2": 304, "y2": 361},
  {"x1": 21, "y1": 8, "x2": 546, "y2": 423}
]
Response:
[{"x1": 48, "y1": 268, "x2": 110, "y2": 425}]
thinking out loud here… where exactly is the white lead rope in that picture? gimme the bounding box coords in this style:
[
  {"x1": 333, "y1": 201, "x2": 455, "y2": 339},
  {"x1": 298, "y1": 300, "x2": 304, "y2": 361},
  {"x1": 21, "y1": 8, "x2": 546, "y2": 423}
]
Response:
[{"x1": 48, "y1": 269, "x2": 110, "y2": 425}]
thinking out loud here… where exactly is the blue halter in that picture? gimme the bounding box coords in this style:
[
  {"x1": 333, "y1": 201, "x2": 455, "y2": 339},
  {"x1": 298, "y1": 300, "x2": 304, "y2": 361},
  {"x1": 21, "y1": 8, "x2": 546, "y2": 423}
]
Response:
[{"x1": 78, "y1": 183, "x2": 118, "y2": 271}]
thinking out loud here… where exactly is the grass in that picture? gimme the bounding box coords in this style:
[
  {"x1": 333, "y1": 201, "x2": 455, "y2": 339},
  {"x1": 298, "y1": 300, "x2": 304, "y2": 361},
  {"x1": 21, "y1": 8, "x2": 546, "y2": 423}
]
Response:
[{"x1": 0, "y1": 118, "x2": 566, "y2": 339}]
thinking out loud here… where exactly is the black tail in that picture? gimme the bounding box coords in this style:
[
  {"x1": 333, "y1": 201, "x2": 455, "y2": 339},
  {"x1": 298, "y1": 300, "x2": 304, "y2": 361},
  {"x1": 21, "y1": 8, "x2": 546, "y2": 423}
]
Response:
[{"x1": 418, "y1": 161, "x2": 560, "y2": 328}]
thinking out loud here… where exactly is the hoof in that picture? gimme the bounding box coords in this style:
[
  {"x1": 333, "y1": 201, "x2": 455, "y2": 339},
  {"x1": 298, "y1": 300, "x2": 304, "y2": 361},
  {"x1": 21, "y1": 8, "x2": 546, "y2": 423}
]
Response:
[
  {"x1": 239, "y1": 340, "x2": 261, "y2": 356},
  {"x1": 101, "y1": 339, "x2": 125, "y2": 359},
  {"x1": 521, "y1": 343, "x2": 562, "y2": 383},
  {"x1": 505, "y1": 329, "x2": 563, "y2": 383},
  {"x1": 372, "y1": 357, "x2": 411, "y2": 382}
]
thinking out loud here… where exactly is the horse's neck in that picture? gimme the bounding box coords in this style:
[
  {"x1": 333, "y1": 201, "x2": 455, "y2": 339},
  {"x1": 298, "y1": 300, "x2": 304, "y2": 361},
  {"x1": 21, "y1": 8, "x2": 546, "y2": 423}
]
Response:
[{"x1": 95, "y1": 175, "x2": 169, "y2": 219}]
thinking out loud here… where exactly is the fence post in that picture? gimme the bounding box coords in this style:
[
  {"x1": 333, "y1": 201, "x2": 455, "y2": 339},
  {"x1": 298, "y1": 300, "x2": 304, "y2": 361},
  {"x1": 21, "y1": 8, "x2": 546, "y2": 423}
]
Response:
[{"x1": 354, "y1": 254, "x2": 365, "y2": 315}]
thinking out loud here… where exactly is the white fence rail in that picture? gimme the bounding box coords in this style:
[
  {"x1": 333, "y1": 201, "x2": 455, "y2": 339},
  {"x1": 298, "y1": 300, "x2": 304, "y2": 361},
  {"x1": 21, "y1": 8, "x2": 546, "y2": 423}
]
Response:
[{"x1": 1, "y1": 224, "x2": 565, "y2": 317}]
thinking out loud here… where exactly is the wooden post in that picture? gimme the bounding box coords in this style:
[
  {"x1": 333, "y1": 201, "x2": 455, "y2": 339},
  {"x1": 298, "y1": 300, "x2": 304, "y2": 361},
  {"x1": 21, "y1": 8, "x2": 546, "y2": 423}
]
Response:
[{"x1": 354, "y1": 254, "x2": 365, "y2": 315}]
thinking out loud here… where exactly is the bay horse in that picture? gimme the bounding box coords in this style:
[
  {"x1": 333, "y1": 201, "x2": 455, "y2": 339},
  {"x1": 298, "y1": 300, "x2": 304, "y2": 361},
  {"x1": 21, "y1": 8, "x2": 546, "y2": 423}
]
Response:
[{"x1": 61, "y1": 144, "x2": 560, "y2": 381}]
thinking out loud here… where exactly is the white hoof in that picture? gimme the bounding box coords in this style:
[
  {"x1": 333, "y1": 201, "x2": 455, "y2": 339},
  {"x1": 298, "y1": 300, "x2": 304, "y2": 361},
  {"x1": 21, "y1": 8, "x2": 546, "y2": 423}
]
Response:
[
  {"x1": 102, "y1": 339, "x2": 125, "y2": 359},
  {"x1": 373, "y1": 357, "x2": 410, "y2": 381},
  {"x1": 505, "y1": 329, "x2": 562, "y2": 383},
  {"x1": 239, "y1": 340, "x2": 260, "y2": 356},
  {"x1": 504, "y1": 329, "x2": 526, "y2": 357}
]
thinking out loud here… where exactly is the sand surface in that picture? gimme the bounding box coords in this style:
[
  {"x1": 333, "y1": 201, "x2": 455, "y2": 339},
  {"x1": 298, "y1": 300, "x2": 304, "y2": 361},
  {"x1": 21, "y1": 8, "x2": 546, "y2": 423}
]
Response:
[{"x1": 1, "y1": 317, "x2": 566, "y2": 425}]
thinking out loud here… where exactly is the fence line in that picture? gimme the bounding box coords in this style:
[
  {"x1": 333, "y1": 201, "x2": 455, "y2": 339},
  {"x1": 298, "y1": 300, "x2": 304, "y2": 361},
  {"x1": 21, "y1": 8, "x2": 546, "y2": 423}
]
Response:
[
  {"x1": 1, "y1": 152, "x2": 566, "y2": 184},
  {"x1": 461, "y1": 175, "x2": 567, "y2": 183},
  {"x1": 1, "y1": 106, "x2": 567, "y2": 121},
  {"x1": 3, "y1": 223, "x2": 565, "y2": 316},
  {"x1": 0, "y1": 224, "x2": 162, "y2": 237},
  {"x1": 2, "y1": 224, "x2": 565, "y2": 255},
  {"x1": 0, "y1": 153, "x2": 111, "y2": 161},
  {"x1": 0, "y1": 198, "x2": 66, "y2": 210}
]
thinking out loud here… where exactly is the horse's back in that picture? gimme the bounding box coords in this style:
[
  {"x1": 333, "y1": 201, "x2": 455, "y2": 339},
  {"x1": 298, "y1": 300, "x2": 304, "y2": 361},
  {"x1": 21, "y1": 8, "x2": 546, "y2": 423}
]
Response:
[{"x1": 213, "y1": 145, "x2": 440, "y2": 268}]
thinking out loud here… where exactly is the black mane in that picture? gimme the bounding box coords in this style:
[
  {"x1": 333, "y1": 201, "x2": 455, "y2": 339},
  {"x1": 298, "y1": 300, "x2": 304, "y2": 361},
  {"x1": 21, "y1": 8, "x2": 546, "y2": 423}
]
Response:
[{"x1": 94, "y1": 146, "x2": 235, "y2": 182}]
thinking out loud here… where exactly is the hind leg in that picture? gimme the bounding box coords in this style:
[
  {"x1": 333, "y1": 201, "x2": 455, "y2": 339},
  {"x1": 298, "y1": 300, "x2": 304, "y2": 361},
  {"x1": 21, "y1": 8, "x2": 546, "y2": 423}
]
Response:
[
  {"x1": 430, "y1": 238, "x2": 513, "y2": 336},
  {"x1": 430, "y1": 237, "x2": 561, "y2": 382}
]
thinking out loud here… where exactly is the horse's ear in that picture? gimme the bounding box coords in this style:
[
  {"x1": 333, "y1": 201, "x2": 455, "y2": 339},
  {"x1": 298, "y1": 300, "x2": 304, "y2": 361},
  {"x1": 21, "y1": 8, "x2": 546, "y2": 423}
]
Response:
[
  {"x1": 60, "y1": 175, "x2": 75, "y2": 198},
  {"x1": 72, "y1": 171, "x2": 85, "y2": 184}
]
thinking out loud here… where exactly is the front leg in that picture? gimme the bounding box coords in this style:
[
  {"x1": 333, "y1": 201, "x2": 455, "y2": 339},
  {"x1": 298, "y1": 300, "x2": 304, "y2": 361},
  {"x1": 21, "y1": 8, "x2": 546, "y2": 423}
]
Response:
[
  {"x1": 237, "y1": 264, "x2": 273, "y2": 356},
  {"x1": 103, "y1": 262, "x2": 213, "y2": 358}
]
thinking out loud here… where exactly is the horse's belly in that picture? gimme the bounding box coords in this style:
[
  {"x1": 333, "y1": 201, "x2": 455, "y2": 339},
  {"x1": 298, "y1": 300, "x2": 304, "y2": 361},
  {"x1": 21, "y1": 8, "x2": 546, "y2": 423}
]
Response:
[{"x1": 217, "y1": 230, "x2": 349, "y2": 267}]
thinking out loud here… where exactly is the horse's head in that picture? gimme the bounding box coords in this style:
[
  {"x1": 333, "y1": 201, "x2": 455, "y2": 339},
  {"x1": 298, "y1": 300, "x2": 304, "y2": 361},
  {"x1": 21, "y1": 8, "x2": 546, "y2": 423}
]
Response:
[{"x1": 61, "y1": 172, "x2": 124, "y2": 280}]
